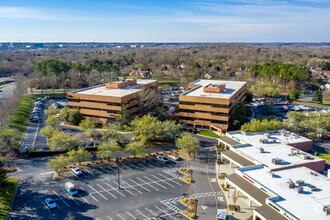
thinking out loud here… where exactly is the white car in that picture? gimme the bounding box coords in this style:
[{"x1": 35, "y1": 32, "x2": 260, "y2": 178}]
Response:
[
  {"x1": 71, "y1": 167, "x2": 83, "y2": 176},
  {"x1": 45, "y1": 198, "x2": 57, "y2": 209},
  {"x1": 156, "y1": 155, "x2": 169, "y2": 163},
  {"x1": 168, "y1": 154, "x2": 179, "y2": 161}
]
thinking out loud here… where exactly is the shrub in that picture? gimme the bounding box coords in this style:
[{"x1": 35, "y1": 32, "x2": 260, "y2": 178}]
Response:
[
  {"x1": 188, "y1": 213, "x2": 195, "y2": 219},
  {"x1": 190, "y1": 198, "x2": 196, "y2": 201},
  {"x1": 186, "y1": 178, "x2": 192, "y2": 183},
  {"x1": 182, "y1": 198, "x2": 188, "y2": 203}
]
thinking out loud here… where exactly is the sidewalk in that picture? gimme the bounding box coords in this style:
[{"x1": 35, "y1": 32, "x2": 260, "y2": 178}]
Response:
[{"x1": 216, "y1": 161, "x2": 254, "y2": 220}]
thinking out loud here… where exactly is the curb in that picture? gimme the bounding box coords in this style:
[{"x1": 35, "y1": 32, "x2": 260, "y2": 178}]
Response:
[{"x1": 5, "y1": 178, "x2": 20, "y2": 220}]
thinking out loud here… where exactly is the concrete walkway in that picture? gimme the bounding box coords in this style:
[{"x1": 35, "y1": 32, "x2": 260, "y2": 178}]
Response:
[{"x1": 216, "y1": 161, "x2": 254, "y2": 220}]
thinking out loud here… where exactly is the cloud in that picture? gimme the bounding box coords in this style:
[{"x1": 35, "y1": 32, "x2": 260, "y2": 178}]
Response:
[{"x1": 0, "y1": 6, "x2": 101, "y2": 21}]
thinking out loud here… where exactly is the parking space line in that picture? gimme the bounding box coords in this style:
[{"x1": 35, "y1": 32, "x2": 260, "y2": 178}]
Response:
[
  {"x1": 53, "y1": 191, "x2": 70, "y2": 207},
  {"x1": 158, "y1": 173, "x2": 182, "y2": 186},
  {"x1": 114, "y1": 180, "x2": 134, "y2": 195},
  {"x1": 122, "y1": 180, "x2": 142, "y2": 194},
  {"x1": 42, "y1": 202, "x2": 50, "y2": 211},
  {"x1": 120, "y1": 163, "x2": 132, "y2": 170},
  {"x1": 98, "y1": 167, "x2": 109, "y2": 173},
  {"x1": 126, "y1": 211, "x2": 136, "y2": 219},
  {"x1": 136, "y1": 177, "x2": 159, "y2": 191},
  {"x1": 63, "y1": 190, "x2": 80, "y2": 206},
  {"x1": 136, "y1": 209, "x2": 149, "y2": 219},
  {"x1": 80, "y1": 186, "x2": 99, "y2": 202},
  {"x1": 128, "y1": 178, "x2": 151, "y2": 192},
  {"x1": 126, "y1": 162, "x2": 139, "y2": 169},
  {"x1": 154, "y1": 205, "x2": 178, "y2": 220},
  {"x1": 145, "y1": 160, "x2": 158, "y2": 166},
  {"x1": 92, "y1": 167, "x2": 103, "y2": 175},
  {"x1": 96, "y1": 183, "x2": 117, "y2": 199},
  {"x1": 139, "y1": 160, "x2": 153, "y2": 167},
  {"x1": 83, "y1": 169, "x2": 95, "y2": 176},
  {"x1": 78, "y1": 192, "x2": 89, "y2": 204},
  {"x1": 151, "y1": 174, "x2": 175, "y2": 188},
  {"x1": 104, "y1": 181, "x2": 126, "y2": 197},
  {"x1": 107, "y1": 215, "x2": 113, "y2": 220},
  {"x1": 105, "y1": 165, "x2": 117, "y2": 172},
  {"x1": 143, "y1": 176, "x2": 167, "y2": 189},
  {"x1": 117, "y1": 213, "x2": 126, "y2": 220},
  {"x1": 145, "y1": 207, "x2": 158, "y2": 216},
  {"x1": 88, "y1": 184, "x2": 108, "y2": 200}
]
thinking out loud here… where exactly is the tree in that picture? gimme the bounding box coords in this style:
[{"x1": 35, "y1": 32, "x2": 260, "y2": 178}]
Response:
[
  {"x1": 245, "y1": 90, "x2": 254, "y2": 103},
  {"x1": 230, "y1": 101, "x2": 246, "y2": 130},
  {"x1": 251, "y1": 82, "x2": 280, "y2": 97},
  {"x1": 68, "y1": 109, "x2": 83, "y2": 125},
  {"x1": 46, "y1": 155, "x2": 70, "y2": 175},
  {"x1": 137, "y1": 89, "x2": 162, "y2": 115},
  {"x1": 97, "y1": 140, "x2": 122, "y2": 160},
  {"x1": 176, "y1": 132, "x2": 201, "y2": 156},
  {"x1": 0, "y1": 160, "x2": 7, "y2": 185},
  {"x1": 79, "y1": 118, "x2": 97, "y2": 139},
  {"x1": 68, "y1": 148, "x2": 91, "y2": 165},
  {"x1": 241, "y1": 118, "x2": 283, "y2": 133},
  {"x1": 124, "y1": 140, "x2": 150, "y2": 158},
  {"x1": 287, "y1": 88, "x2": 300, "y2": 101},
  {"x1": 44, "y1": 107, "x2": 60, "y2": 116},
  {"x1": 49, "y1": 132, "x2": 78, "y2": 151},
  {"x1": 46, "y1": 115, "x2": 60, "y2": 127},
  {"x1": 0, "y1": 131, "x2": 16, "y2": 156},
  {"x1": 130, "y1": 114, "x2": 161, "y2": 141},
  {"x1": 116, "y1": 104, "x2": 130, "y2": 128},
  {"x1": 40, "y1": 126, "x2": 59, "y2": 140},
  {"x1": 60, "y1": 107, "x2": 70, "y2": 122},
  {"x1": 101, "y1": 122, "x2": 122, "y2": 142},
  {"x1": 191, "y1": 62, "x2": 201, "y2": 70},
  {"x1": 312, "y1": 90, "x2": 323, "y2": 103}
]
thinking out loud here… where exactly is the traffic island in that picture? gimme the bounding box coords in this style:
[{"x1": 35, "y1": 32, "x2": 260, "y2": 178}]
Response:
[
  {"x1": 178, "y1": 151, "x2": 195, "y2": 160},
  {"x1": 179, "y1": 168, "x2": 193, "y2": 183},
  {"x1": 180, "y1": 198, "x2": 197, "y2": 219}
]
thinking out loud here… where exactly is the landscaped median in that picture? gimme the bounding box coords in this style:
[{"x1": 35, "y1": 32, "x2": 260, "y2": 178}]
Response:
[
  {"x1": 180, "y1": 198, "x2": 197, "y2": 219},
  {"x1": 198, "y1": 130, "x2": 220, "y2": 139},
  {"x1": 178, "y1": 168, "x2": 193, "y2": 184},
  {"x1": 0, "y1": 177, "x2": 19, "y2": 220}
]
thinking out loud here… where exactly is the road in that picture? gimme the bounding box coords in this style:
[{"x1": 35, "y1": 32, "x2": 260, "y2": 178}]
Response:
[{"x1": 0, "y1": 82, "x2": 15, "y2": 106}]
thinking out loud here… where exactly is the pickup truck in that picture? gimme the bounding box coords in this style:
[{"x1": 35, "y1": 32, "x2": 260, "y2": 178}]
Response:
[{"x1": 65, "y1": 182, "x2": 78, "y2": 196}]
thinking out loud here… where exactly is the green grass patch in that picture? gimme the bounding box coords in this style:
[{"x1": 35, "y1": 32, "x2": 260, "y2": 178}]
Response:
[
  {"x1": 0, "y1": 177, "x2": 19, "y2": 219},
  {"x1": 6, "y1": 93, "x2": 66, "y2": 149},
  {"x1": 293, "y1": 101, "x2": 330, "y2": 108},
  {"x1": 318, "y1": 153, "x2": 330, "y2": 162},
  {"x1": 0, "y1": 82, "x2": 15, "y2": 89},
  {"x1": 198, "y1": 130, "x2": 220, "y2": 138}
]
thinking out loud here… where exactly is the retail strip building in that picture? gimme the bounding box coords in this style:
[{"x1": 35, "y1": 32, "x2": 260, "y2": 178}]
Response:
[
  {"x1": 67, "y1": 79, "x2": 158, "y2": 123},
  {"x1": 217, "y1": 130, "x2": 329, "y2": 220},
  {"x1": 179, "y1": 80, "x2": 247, "y2": 134}
]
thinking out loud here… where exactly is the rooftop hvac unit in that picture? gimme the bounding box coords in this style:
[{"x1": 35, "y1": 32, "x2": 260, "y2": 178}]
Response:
[
  {"x1": 264, "y1": 133, "x2": 271, "y2": 138},
  {"x1": 298, "y1": 154, "x2": 308, "y2": 160},
  {"x1": 307, "y1": 185, "x2": 317, "y2": 191},
  {"x1": 286, "y1": 180, "x2": 295, "y2": 188},
  {"x1": 260, "y1": 138, "x2": 268, "y2": 144},
  {"x1": 267, "y1": 171, "x2": 275, "y2": 178},
  {"x1": 323, "y1": 205, "x2": 330, "y2": 215},
  {"x1": 272, "y1": 158, "x2": 283, "y2": 165},
  {"x1": 259, "y1": 148, "x2": 264, "y2": 153},
  {"x1": 295, "y1": 186, "x2": 303, "y2": 193},
  {"x1": 296, "y1": 180, "x2": 305, "y2": 186}
]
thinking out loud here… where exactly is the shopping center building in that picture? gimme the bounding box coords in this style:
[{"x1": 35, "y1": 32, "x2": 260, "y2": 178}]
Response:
[
  {"x1": 67, "y1": 79, "x2": 158, "y2": 123},
  {"x1": 217, "y1": 130, "x2": 329, "y2": 220},
  {"x1": 179, "y1": 80, "x2": 247, "y2": 134}
]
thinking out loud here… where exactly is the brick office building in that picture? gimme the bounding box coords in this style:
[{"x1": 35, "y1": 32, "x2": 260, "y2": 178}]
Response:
[
  {"x1": 67, "y1": 79, "x2": 158, "y2": 123},
  {"x1": 179, "y1": 80, "x2": 247, "y2": 134}
]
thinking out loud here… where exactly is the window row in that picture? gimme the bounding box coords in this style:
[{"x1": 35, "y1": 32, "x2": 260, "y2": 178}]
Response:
[
  {"x1": 179, "y1": 116, "x2": 228, "y2": 124},
  {"x1": 179, "y1": 101, "x2": 229, "y2": 108},
  {"x1": 179, "y1": 108, "x2": 228, "y2": 116}
]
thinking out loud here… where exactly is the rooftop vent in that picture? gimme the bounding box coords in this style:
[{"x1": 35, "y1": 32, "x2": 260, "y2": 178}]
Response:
[
  {"x1": 286, "y1": 180, "x2": 295, "y2": 188},
  {"x1": 264, "y1": 133, "x2": 271, "y2": 138},
  {"x1": 298, "y1": 154, "x2": 308, "y2": 160},
  {"x1": 296, "y1": 180, "x2": 305, "y2": 186},
  {"x1": 259, "y1": 148, "x2": 264, "y2": 153},
  {"x1": 307, "y1": 185, "x2": 317, "y2": 192},
  {"x1": 323, "y1": 205, "x2": 330, "y2": 215},
  {"x1": 260, "y1": 138, "x2": 268, "y2": 144},
  {"x1": 295, "y1": 186, "x2": 303, "y2": 193},
  {"x1": 272, "y1": 158, "x2": 283, "y2": 165},
  {"x1": 267, "y1": 171, "x2": 275, "y2": 178},
  {"x1": 310, "y1": 171, "x2": 318, "y2": 176}
]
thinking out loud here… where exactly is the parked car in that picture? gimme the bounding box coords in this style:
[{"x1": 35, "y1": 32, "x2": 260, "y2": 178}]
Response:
[
  {"x1": 71, "y1": 167, "x2": 83, "y2": 176},
  {"x1": 323, "y1": 134, "x2": 330, "y2": 139},
  {"x1": 45, "y1": 198, "x2": 57, "y2": 209},
  {"x1": 86, "y1": 142, "x2": 94, "y2": 147},
  {"x1": 168, "y1": 154, "x2": 179, "y2": 161},
  {"x1": 39, "y1": 147, "x2": 50, "y2": 151},
  {"x1": 153, "y1": 217, "x2": 166, "y2": 220},
  {"x1": 19, "y1": 146, "x2": 29, "y2": 154},
  {"x1": 217, "y1": 209, "x2": 226, "y2": 220},
  {"x1": 156, "y1": 155, "x2": 169, "y2": 163},
  {"x1": 65, "y1": 182, "x2": 78, "y2": 196}
]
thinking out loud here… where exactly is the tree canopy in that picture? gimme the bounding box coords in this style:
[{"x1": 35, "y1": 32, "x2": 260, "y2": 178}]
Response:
[
  {"x1": 241, "y1": 118, "x2": 284, "y2": 133},
  {"x1": 175, "y1": 132, "x2": 201, "y2": 156},
  {"x1": 124, "y1": 140, "x2": 149, "y2": 158},
  {"x1": 251, "y1": 82, "x2": 280, "y2": 97},
  {"x1": 68, "y1": 148, "x2": 91, "y2": 165}
]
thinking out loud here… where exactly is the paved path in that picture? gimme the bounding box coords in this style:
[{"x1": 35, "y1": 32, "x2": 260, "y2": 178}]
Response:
[{"x1": 0, "y1": 82, "x2": 15, "y2": 106}]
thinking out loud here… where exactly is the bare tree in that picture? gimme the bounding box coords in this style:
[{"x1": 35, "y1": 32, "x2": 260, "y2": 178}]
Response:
[{"x1": 137, "y1": 89, "x2": 162, "y2": 114}]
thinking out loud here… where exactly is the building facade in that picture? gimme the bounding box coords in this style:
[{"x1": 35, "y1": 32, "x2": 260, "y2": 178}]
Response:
[
  {"x1": 67, "y1": 79, "x2": 158, "y2": 123},
  {"x1": 179, "y1": 80, "x2": 247, "y2": 134}
]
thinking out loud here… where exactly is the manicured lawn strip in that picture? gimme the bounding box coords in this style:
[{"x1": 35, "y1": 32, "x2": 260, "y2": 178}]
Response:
[
  {"x1": 0, "y1": 82, "x2": 14, "y2": 89},
  {"x1": 318, "y1": 153, "x2": 330, "y2": 162},
  {"x1": 293, "y1": 101, "x2": 330, "y2": 108},
  {"x1": 0, "y1": 177, "x2": 19, "y2": 219},
  {"x1": 198, "y1": 130, "x2": 220, "y2": 138},
  {"x1": 7, "y1": 93, "x2": 66, "y2": 149}
]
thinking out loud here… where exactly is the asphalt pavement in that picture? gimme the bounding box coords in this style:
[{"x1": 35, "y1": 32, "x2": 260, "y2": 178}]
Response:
[{"x1": 0, "y1": 82, "x2": 15, "y2": 106}]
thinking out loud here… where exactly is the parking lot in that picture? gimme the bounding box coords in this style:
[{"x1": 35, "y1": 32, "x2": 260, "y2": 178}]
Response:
[{"x1": 9, "y1": 151, "x2": 224, "y2": 220}]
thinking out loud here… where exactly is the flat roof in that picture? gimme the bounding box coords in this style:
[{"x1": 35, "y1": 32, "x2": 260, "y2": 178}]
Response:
[
  {"x1": 243, "y1": 166, "x2": 330, "y2": 220},
  {"x1": 181, "y1": 80, "x2": 246, "y2": 99},
  {"x1": 222, "y1": 150, "x2": 255, "y2": 167},
  {"x1": 71, "y1": 80, "x2": 157, "y2": 98},
  {"x1": 227, "y1": 131, "x2": 321, "y2": 169}
]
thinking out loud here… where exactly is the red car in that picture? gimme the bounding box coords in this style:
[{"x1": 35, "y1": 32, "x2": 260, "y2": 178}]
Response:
[{"x1": 323, "y1": 134, "x2": 330, "y2": 139}]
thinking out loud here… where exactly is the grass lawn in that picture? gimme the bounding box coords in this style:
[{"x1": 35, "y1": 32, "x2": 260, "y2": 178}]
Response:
[
  {"x1": 318, "y1": 153, "x2": 330, "y2": 162},
  {"x1": 5, "y1": 93, "x2": 66, "y2": 149},
  {"x1": 293, "y1": 101, "x2": 330, "y2": 108},
  {"x1": 198, "y1": 130, "x2": 220, "y2": 138},
  {"x1": 0, "y1": 82, "x2": 14, "y2": 89},
  {"x1": 0, "y1": 177, "x2": 19, "y2": 219}
]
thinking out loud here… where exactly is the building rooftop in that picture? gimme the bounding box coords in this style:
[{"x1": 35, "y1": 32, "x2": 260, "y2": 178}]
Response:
[
  {"x1": 226, "y1": 131, "x2": 322, "y2": 170},
  {"x1": 181, "y1": 80, "x2": 246, "y2": 99},
  {"x1": 243, "y1": 166, "x2": 330, "y2": 220},
  {"x1": 70, "y1": 79, "x2": 157, "y2": 98}
]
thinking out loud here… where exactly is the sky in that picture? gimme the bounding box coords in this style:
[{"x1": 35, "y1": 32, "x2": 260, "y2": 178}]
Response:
[{"x1": 0, "y1": 0, "x2": 329, "y2": 42}]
